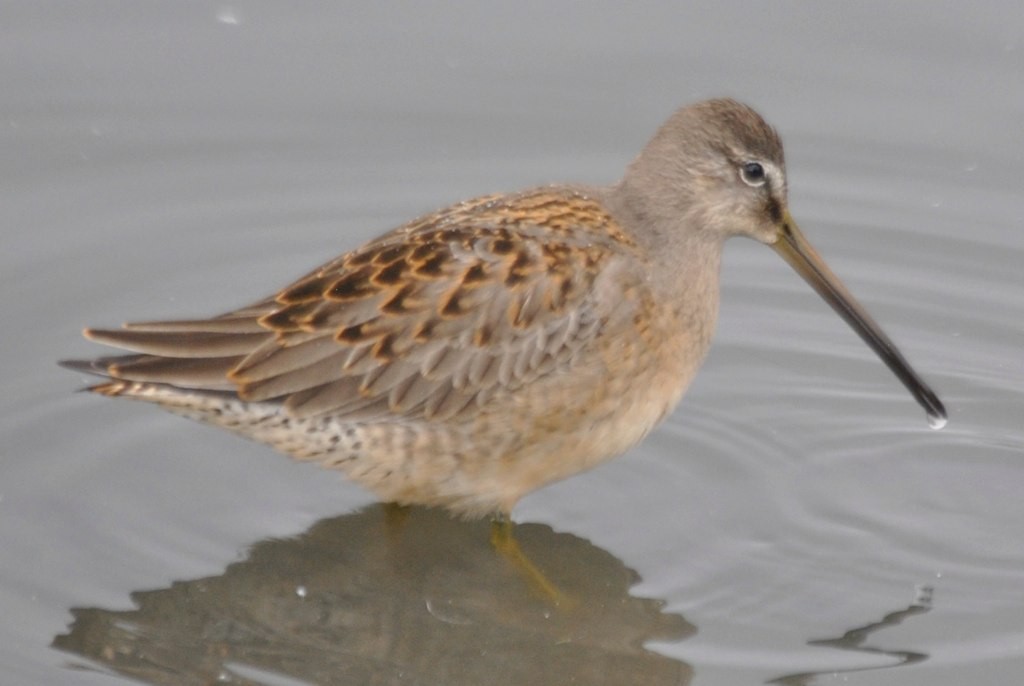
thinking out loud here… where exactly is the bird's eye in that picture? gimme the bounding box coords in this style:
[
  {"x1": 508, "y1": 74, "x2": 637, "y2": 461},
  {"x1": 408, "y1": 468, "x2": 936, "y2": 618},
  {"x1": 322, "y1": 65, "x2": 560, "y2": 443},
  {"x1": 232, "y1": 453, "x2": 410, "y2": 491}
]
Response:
[{"x1": 740, "y1": 161, "x2": 767, "y2": 187}]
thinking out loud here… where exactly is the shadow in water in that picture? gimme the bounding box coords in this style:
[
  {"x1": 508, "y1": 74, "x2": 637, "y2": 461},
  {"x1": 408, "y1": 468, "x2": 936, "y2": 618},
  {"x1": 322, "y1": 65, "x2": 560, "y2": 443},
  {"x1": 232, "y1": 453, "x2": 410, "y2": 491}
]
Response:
[
  {"x1": 768, "y1": 585, "x2": 933, "y2": 685},
  {"x1": 53, "y1": 505, "x2": 694, "y2": 685}
]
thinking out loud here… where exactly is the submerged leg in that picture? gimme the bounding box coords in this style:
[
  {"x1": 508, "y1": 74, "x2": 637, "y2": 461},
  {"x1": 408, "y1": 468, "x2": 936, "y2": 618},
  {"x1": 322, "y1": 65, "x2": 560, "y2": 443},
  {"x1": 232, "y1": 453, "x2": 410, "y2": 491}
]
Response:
[{"x1": 489, "y1": 515, "x2": 573, "y2": 607}]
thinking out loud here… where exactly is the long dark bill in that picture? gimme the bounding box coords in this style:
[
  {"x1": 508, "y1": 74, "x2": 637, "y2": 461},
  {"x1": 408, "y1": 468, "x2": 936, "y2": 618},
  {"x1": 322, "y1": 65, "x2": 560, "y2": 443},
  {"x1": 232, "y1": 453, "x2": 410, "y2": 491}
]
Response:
[{"x1": 772, "y1": 213, "x2": 946, "y2": 425}]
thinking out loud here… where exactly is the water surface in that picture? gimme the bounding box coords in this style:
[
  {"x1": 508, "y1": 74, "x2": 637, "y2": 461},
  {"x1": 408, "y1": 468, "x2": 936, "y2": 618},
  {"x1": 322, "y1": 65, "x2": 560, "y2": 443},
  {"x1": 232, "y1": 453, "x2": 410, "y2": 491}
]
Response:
[{"x1": 2, "y1": 3, "x2": 1022, "y2": 684}]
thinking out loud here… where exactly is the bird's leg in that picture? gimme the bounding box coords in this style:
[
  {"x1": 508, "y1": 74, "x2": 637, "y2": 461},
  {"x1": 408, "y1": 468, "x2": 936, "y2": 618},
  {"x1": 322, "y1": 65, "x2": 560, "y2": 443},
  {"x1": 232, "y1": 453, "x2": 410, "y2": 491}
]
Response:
[{"x1": 489, "y1": 514, "x2": 574, "y2": 608}]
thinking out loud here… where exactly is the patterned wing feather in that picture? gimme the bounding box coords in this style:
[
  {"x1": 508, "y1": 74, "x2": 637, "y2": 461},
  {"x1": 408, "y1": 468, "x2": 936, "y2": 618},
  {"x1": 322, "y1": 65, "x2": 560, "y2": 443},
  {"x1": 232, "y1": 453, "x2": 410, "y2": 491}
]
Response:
[{"x1": 77, "y1": 189, "x2": 633, "y2": 422}]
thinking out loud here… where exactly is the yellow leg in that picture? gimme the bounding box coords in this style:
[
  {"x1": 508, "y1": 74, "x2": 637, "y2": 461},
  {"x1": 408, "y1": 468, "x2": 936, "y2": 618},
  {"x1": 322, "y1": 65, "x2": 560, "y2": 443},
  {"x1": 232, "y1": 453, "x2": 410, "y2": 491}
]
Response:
[{"x1": 490, "y1": 517, "x2": 574, "y2": 608}]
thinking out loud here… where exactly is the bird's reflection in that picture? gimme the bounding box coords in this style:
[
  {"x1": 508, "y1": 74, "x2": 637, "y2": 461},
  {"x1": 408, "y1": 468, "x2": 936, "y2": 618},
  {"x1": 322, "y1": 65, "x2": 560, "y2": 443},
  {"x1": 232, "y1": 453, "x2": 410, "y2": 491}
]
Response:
[
  {"x1": 768, "y1": 585, "x2": 933, "y2": 685},
  {"x1": 53, "y1": 505, "x2": 694, "y2": 685}
]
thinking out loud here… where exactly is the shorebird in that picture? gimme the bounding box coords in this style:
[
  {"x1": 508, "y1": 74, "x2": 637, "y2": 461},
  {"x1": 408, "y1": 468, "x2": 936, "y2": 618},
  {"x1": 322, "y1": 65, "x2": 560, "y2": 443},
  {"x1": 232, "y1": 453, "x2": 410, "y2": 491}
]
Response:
[{"x1": 64, "y1": 98, "x2": 946, "y2": 519}]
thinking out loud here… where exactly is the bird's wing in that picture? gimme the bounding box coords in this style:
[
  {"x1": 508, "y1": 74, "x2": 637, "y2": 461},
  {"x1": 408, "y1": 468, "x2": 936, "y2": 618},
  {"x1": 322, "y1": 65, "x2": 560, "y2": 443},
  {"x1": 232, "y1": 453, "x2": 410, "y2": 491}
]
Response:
[{"x1": 80, "y1": 189, "x2": 637, "y2": 421}]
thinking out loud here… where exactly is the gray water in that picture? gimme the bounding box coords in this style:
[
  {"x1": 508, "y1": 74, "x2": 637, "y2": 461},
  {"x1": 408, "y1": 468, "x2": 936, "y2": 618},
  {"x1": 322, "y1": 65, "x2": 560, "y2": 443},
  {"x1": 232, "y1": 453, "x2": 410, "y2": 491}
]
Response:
[{"x1": 3, "y1": 3, "x2": 1022, "y2": 684}]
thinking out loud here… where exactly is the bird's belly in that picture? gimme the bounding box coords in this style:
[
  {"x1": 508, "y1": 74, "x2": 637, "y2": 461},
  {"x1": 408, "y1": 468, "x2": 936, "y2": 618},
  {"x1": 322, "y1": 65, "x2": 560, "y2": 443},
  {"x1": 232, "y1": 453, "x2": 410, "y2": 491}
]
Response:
[{"x1": 358, "y1": 331, "x2": 707, "y2": 517}]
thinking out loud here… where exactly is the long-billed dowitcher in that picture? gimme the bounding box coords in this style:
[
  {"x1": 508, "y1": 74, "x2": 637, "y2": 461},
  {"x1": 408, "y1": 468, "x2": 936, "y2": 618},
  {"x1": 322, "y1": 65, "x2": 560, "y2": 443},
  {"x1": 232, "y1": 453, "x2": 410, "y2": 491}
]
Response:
[{"x1": 64, "y1": 99, "x2": 946, "y2": 518}]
